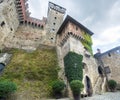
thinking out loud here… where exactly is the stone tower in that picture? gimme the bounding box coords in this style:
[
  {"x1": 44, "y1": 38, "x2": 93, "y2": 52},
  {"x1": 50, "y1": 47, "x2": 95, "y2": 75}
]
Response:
[{"x1": 46, "y1": 2, "x2": 66, "y2": 45}]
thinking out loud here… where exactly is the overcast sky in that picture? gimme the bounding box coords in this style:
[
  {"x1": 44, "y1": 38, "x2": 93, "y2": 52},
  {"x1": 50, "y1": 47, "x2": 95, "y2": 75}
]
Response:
[{"x1": 28, "y1": 0, "x2": 120, "y2": 54}]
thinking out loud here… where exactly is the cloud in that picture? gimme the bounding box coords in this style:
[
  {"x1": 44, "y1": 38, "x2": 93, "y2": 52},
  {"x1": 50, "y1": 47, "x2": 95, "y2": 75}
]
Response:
[
  {"x1": 28, "y1": 0, "x2": 120, "y2": 54},
  {"x1": 93, "y1": 26, "x2": 120, "y2": 53},
  {"x1": 109, "y1": 0, "x2": 120, "y2": 21},
  {"x1": 81, "y1": 14, "x2": 95, "y2": 26}
]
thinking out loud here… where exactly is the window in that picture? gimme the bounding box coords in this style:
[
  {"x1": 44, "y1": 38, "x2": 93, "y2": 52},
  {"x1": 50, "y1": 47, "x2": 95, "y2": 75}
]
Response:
[
  {"x1": 53, "y1": 23, "x2": 56, "y2": 25},
  {"x1": 105, "y1": 66, "x2": 111, "y2": 74},
  {"x1": 1, "y1": 21, "x2": 5, "y2": 27},
  {"x1": 0, "y1": 0, "x2": 3, "y2": 3},
  {"x1": 10, "y1": 28, "x2": 13, "y2": 31},
  {"x1": 108, "y1": 53, "x2": 111, "y2": 57},
  {"x1": 82, "y1": 62, "x2": 86, "y2": 69},
  {"x1": 52, "y1": 29, "x2": 55, "y2": 31},
  {"x1": 41, "y1": 25, "x2": 44, "y2": 29},
  {"x1": 51, "y1": 38, "x2": 53, "y2": 40},
  {"x1": 76, "y1": 26, "x2": 78, "y2": 31},
  {"x1": 54, "y1": 17, "x2": 57, "y2": 19}
]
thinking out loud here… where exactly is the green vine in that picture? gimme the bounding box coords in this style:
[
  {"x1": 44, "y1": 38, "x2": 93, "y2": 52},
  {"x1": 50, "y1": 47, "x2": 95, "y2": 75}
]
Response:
[
  {"x1": 64, "y1": 52, "x2": 83, "y2": 82},
  {"x1": 81, "y1": 30, "x2": 93, "y2": 55}
]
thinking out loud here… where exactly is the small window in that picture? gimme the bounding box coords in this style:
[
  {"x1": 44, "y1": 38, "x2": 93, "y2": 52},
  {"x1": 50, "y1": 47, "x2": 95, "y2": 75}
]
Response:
[
  {"x1": 76, "y1": 27, "x2": 78, "y2": 31},
  {"x1": 54, "y1": 17, "x2": 57, "y2": 19},
  {"x1": 38, "y1": 24, "x2": 40, "y2": 27},
  {"x1": 82, "y1": 62, "x2": 86, "y2": 69},
  {"x1": 108, "y1": 53, "x2": 111, "y2": 57},
  {"x1": 105, "y1": 66, "x2": 111, "y2": 74},
  {"x1": 41, "y1": 25, "x2": 44, "y2": 29},
  {"x1": 53, "y1": 23, "x2": 56, "y2": 25},
  {"x1": 20, "y1": 21, "x2": 23, "y2": 24},
  {"x1": 52, "y1": 29, "x2": 55, "y2": 31},
  {"x1": 51, "y1": 38, "x2": 53, "y2": 40},
  {"x1": 0, "y1": 0, "x2": 3, "y2": 3},
  {"x1": 1, "y1": 21, "x2": 5, "y2": 27},
  {"x1": 10, "y1": 28, "x2": 13, "y2": 31}
]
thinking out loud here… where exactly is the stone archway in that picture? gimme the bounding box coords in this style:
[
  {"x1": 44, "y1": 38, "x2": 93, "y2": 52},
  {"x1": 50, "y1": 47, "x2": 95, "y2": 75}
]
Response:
[
  {"x1": 85, "y1": 76, "x2": 93, "y2": 96},
  {"x1": 98, "y1": 66, "x2": 103, "y2": 76}
]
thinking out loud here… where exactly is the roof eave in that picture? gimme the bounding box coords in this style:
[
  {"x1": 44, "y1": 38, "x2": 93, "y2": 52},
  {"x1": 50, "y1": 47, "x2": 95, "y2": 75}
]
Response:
[{"x1": 57, "y1": 15, "x2": 94, "y2": 36}]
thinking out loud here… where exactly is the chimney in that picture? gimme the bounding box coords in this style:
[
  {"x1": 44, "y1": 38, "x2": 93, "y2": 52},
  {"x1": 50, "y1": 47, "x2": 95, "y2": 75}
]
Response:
[{"x1": 97, "y1": 48, "x2": 101, "y2": 53}]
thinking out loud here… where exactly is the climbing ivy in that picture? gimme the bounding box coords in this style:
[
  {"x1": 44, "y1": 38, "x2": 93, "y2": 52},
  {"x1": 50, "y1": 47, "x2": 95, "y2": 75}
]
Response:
[
  {"x1": 64, "y1": 52, "x2": 83, "y2": 82},
  {"x1": 81, "y1": 30, "x2": 93, "y2": 55}
]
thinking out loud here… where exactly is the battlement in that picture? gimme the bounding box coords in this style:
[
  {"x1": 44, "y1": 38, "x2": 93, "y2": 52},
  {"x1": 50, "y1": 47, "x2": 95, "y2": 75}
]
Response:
[
  {"x1": 48, "y1": 2, "x2": 66, "y2": 14},
  {"x1": 15, "y1": 0, "x2": 30, "y2": 21}
]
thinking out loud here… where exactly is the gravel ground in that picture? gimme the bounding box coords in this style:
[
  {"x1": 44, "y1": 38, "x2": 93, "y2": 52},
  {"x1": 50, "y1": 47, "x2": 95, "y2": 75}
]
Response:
[
  {"x1": 47, "y1": 92, "x2": 120, "y2": 100},
  {"x1": 81, "y1": 92, "x2": 120, "y2": 100}
]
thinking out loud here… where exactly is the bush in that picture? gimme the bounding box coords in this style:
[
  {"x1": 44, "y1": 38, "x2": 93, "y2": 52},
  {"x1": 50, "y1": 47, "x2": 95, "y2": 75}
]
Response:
[
  {"x1": 52, "y1": 80, "x2": 65, "y2": 94},
  {"x1": 0, "y1": 80, "x2": 17, "y2": 98},
  {"x1": 70, "y1": 80, "x2": 84, "y2": 95},
  {"x1": 108, "y1": 79, "x2": 117, "y2": 92}
]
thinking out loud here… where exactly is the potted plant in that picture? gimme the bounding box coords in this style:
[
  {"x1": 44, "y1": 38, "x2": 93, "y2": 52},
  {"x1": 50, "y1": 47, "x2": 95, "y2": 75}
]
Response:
[
  {"x1": 0, "y1": 80, "x2": 17, "y2": 100},
  {"x1": 108, "y1": 79, "x2": 117, "y2": 92},
  {"x1": 52, "y1": 80, "x2": 65, "y2": 99},
  {"x1": 70, "y1": 80, "x2": 84, "y2": 100}
]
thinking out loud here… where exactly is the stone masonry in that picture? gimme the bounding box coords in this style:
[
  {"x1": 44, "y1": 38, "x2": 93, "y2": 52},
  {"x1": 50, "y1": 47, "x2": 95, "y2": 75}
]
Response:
[{"x1": 0, "y1": 0, "x2": 120, "y2": 99}]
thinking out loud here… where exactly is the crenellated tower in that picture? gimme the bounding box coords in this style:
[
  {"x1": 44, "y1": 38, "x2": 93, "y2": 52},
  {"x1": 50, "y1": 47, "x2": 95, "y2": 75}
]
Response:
[{"x1": 46, "y1": 2, "x2": 66, "y2": 45}]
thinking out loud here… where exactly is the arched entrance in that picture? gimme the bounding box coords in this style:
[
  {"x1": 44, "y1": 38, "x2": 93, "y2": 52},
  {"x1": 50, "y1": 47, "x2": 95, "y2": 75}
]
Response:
[
  {"x1": 85, "y1": 76, "x2": 92, "y2": 96},
  {"x1": 98, "y1": 66, "x2": 103, "y2": 76},
  {"x1": 0, "y1": 63, "x2": 5, "y2": 73}
]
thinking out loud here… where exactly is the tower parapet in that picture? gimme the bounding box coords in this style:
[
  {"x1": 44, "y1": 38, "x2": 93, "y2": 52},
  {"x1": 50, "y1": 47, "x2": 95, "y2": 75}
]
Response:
[{"x1": 48, "y1": 2, "x2": 66, "y2": 14}]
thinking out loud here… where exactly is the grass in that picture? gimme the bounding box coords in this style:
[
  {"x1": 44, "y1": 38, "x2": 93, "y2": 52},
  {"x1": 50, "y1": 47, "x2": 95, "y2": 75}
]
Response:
[{"x1": 0, "y1": 48, "x2": 59, "y2": 99}]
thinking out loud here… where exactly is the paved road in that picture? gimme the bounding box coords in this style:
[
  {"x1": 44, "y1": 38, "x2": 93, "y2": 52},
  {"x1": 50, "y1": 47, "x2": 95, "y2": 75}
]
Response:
[{"x1": 81, "y1": 92, "x2": 120, "y2": 100}]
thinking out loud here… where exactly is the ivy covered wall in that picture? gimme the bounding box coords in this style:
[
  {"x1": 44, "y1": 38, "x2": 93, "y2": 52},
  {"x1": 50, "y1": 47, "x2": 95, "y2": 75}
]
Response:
[
  {"x1": 64, "y1": 52, "x2": 83, "y2": 82},
  {"x1": 81, "y1": 30, "x2": 93, "y2": 55}
]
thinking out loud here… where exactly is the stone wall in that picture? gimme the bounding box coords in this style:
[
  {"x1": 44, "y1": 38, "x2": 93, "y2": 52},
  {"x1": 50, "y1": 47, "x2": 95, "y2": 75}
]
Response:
[
  {"x1": 56, "y1": 19, "x2": 102, "y2": 95},
  {"x1": 57, "y1": 22, "x2": 84, "y2": 43},
  {"x1": 69, "y1": 36, "x2": 99, "y2": 94},
  {"x1": 0, "y1": 0, "x2": 19, "y2": 48},
  {"x1": 100, "y1": 49, "x2": 120, "y2": 84},
  {"x1": 4, "y1": 25, "x2": 47, "y2": 51},
  {"x1": 46, "y1": 3, "x2": 65, "y2": 45},
  {"x1": 57, "y1": 33, "x2": 99, "y2": 95}
]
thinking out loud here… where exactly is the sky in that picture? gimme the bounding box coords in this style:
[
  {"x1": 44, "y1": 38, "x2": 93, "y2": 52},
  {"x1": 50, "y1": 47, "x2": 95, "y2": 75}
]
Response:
[{"x1": 28, "y1": 0, "x2": 120, "y2": 54}]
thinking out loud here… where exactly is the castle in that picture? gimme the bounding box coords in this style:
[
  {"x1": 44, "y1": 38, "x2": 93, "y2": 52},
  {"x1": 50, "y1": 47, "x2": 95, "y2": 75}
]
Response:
[{"x1": 0, "y1": 0, "x2": 120, "y2": 98}]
